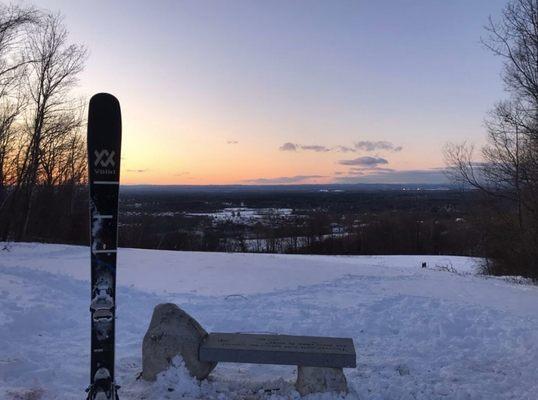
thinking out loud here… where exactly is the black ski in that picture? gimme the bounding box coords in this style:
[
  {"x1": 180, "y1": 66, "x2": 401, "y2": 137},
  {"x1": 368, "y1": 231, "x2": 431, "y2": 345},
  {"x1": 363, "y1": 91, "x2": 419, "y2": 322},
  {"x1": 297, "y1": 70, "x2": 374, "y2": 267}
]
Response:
[{"x1": 87, "y1": 93, "x2": 122, "y2": 400}]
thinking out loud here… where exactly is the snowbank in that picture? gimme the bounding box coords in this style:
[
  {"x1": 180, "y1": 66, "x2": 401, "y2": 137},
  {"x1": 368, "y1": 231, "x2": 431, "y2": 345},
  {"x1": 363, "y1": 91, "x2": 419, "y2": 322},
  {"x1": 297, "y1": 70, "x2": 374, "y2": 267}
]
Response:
[{"x1": 1, "y1": 243, "x2": 537, "y2": 399}]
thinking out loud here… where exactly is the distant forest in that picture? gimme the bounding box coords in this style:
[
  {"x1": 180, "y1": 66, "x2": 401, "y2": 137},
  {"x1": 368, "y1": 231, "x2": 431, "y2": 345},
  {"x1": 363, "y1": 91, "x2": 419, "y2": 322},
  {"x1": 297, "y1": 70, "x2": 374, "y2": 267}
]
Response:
[
  {"x1": 115, "y1": 187, "x2": 483, "y2": 258},
  {"x1": 4, "y1": 183, "x2": 486, "y2": 258}
]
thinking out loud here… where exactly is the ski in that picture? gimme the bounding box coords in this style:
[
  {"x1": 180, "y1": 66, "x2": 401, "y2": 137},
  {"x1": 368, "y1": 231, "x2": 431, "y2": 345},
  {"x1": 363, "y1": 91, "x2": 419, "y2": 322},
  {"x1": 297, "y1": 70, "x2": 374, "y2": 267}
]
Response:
[{"x1": 87, "y1": 93, "x2": 122, "y2": 400}]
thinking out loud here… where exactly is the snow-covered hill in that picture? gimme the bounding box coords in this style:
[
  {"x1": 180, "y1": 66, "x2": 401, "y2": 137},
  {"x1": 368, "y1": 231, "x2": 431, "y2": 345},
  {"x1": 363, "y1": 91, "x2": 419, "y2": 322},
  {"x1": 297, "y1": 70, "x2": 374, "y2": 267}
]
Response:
[{"x1": 1, "y1": 243, "x2": 537, "y2": 399}]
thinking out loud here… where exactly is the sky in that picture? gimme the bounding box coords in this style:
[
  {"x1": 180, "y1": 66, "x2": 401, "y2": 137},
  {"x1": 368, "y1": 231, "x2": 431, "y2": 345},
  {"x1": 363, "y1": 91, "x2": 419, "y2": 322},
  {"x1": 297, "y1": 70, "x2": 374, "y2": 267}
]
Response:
[{"x1": 25, "y1": 0, "x2": 508, "y2": 185}]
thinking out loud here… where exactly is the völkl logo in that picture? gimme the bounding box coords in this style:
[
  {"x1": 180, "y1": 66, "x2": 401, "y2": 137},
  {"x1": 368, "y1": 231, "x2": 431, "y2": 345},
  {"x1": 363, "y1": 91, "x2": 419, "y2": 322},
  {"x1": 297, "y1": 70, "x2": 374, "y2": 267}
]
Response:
[{"x1": 94, "y1": 150, "x2": 115, "y2": 168}]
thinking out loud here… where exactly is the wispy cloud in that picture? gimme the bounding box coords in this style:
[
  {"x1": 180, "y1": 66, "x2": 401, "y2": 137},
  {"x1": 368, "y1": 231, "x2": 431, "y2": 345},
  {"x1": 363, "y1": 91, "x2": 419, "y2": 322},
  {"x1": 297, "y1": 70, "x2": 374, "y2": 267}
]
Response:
[
  {"x1": 300, "y1": 145, "x2": 330, "y2": 152},
  {"x1": 355, "y1": 141, "x2": 402, "y2": 152},
  {"x1": 347, "y1": 166, "x2": 394, "y2": 175},
  {"x1": 127, "y1": 169, "x2": 148, "y2": 173},
  {"x1": 173, "y1": 171, "x2": 190, "y2": 177},
  {"x1": 336, "y1": 146, "x2": 356, "y2": 153},
  {"x1": 335, "y1": 168, "x2": 450, "y2": 184},
  {"x1": 242, "y1": 175, "x2": 325, "y2": 184},
  {"x1": 227, "y1": 140, "x2": 239, "y2": 145},
  {"x1": 279, "y1": 140, "x2": 402, "y2": 154},
  {"x1": 279, "y1": 143, "x2": 330, "y2": 152},
  {"x1": 338, "y1": 156, "x2": 389, "y2": 167},
  {"x1": 279, "y1": 142, "x2": 298, "y2": 151}
]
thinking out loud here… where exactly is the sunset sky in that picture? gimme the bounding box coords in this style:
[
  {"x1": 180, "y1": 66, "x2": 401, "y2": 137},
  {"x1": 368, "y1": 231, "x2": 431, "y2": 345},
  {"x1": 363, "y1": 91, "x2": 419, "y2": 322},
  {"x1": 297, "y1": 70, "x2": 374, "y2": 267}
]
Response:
[{"x1": 31, "y1": 0, "x2": 507, "y2": 185}]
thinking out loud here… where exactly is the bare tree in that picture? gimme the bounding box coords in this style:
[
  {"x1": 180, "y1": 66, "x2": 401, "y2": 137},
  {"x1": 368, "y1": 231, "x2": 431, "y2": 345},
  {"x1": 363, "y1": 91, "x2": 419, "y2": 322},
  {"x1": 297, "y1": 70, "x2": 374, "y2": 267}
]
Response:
[
  {"x1": 445, "y1": 0, "x2": 538, "y2": 278},
  {"x1": 0, "y1": 4, "x2": 37, "y2": 205},
  {"x1": 15, "y1": 13, "x2": 87, "y2": 239},
  {"x1": 39, "y1": 105, "x2": 85, "y2": 186}
]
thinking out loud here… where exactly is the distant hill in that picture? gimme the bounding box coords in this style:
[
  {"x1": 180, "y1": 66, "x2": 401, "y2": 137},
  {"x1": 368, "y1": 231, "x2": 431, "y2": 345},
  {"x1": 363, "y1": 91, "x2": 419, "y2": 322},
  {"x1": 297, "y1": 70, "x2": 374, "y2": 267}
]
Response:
[{"x1": 120, "y1": 183, "x2": 462, "y2": 194}]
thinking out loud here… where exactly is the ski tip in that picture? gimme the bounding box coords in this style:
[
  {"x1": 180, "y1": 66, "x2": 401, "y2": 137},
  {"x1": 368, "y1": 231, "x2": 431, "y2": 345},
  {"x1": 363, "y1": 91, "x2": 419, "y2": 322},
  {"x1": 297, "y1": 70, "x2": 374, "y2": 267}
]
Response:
[
  {"x1": 90, "y1": 92, "x2": 119, "y2": 103},
  {"x1": 88, "y1": 93, "x2": 122, "y2": 143},
  {"x1": 90, "y1": 93, "x2": 120, "y2": 108},
  {"x1": 89, "y1": 93, "x2": 121, "y2": 119}
]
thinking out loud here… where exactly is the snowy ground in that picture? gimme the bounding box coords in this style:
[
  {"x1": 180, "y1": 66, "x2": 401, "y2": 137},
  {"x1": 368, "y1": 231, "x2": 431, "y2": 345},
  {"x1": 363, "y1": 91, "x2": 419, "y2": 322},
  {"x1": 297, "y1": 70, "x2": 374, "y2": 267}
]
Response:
[{"x1": 1, "y1": 243, "x2": 537, "y2": 400}]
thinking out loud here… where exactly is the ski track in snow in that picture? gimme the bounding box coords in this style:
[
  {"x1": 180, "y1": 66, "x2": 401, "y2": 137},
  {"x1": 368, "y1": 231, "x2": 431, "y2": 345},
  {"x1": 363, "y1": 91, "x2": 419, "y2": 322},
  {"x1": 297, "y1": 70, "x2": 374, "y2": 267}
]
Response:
[{"x1": 1, "y1": 243, "x2": 538, "y2": 399}]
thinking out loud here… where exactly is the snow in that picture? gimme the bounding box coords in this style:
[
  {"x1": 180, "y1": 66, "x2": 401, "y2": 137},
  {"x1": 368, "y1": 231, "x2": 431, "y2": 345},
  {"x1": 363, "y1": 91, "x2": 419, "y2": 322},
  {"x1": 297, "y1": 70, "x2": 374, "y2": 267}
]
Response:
[
  {"x1": 1, "y1": 243, "x2": 538, "y2": 399},
  {"x1": 186, "y1": 207, "x2": 294, "y2": 225}
]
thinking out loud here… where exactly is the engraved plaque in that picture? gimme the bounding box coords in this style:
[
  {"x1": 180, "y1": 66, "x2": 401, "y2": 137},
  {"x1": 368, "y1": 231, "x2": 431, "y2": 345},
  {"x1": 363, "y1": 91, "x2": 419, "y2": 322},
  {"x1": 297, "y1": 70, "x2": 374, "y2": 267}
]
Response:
[{"x1": 199, "y1": 333, "x2": 356, "y2": 368}]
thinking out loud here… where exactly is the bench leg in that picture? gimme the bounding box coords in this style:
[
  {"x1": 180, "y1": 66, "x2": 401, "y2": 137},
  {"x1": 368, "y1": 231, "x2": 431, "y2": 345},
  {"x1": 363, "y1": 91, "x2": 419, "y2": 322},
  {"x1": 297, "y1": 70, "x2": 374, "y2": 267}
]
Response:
[{"x1": 295, "y1": 366, "x2": 348, "y2": 396}]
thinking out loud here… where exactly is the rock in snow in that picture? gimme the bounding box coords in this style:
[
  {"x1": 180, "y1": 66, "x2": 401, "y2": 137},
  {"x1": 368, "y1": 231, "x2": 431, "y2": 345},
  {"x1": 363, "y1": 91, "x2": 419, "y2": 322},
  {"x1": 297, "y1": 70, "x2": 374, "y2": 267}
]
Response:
[{"x1": 142, "y1": 303, "x2": 216, "y2": 380}]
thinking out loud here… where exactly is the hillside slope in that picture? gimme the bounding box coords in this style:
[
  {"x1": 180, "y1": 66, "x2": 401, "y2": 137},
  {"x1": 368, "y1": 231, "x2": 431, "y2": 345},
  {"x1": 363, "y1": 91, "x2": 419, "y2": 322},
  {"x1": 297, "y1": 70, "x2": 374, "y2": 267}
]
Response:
[{"x1": 1, "y1": 243, "x2": 537, "y2": 399}]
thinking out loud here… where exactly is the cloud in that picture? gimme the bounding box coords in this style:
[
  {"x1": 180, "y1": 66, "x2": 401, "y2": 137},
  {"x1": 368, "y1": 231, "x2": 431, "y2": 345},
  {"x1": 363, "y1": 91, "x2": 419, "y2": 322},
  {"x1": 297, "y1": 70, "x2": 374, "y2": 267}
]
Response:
[
  {"x1": 355, "y1": 141, "x2": 402, "y2": 152},
  {"x1": 279, "y1": 143, "x2": 330, "y2": 152},
  {"x1": 335, "y1": 168, "x2": 450, "y2": 184},
  {"x1": 338, "y1": 156, "x2": 389, "y2": 167},
  {"x1": 279, "y1": 142, "x2": 298, "y2": 151},
  {"x1": 300, "y1": 145, "x2": 330, "y2": 152},
  {"x1": 336, "y1": 146, "x2": 356, "y2": 153},
  {"x1": 279, "y1": 140, "x2": 402, "y2": 154},
  {"x1": 173, "y1": 171, "x2": 190, "y2": 176},
  {"x1": 347, "y1": 166, "x2": 394, "y2": 175},
  {"x1": 353, "y1": 167, "x2": 394, "y2": 172},
  {"x1": 227, "y1": 140, "x2": 239, "y2": 144},
  {"x1": 242, "y1": 175, "x2": 325, "y2": 184},
  {"x1": 127, "y1": 169, "x2": 148, "y2": 173}
]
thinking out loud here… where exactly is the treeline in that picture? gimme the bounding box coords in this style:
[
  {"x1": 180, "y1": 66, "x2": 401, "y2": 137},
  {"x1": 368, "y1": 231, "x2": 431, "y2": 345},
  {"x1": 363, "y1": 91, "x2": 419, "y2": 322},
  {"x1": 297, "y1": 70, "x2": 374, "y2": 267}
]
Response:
[{"x1": 0, "y1": 5, "x2": 88, "y2": 243}]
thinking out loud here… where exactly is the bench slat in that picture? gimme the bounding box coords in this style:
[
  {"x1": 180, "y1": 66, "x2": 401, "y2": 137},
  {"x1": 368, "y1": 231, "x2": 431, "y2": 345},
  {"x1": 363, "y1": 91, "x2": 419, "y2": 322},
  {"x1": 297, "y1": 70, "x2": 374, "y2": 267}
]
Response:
[{"x1": 199, "y1": 332, "x2": 356, "y2": 368}]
